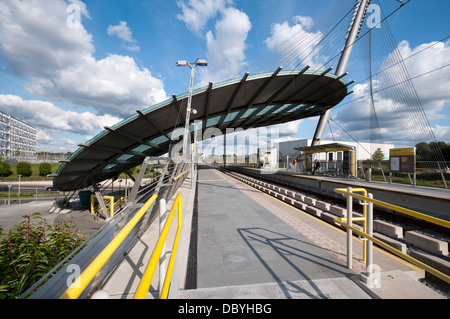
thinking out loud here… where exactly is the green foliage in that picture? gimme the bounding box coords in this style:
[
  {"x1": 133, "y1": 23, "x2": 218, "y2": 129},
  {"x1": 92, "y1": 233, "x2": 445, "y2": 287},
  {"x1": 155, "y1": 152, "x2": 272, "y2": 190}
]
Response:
[
  {"x1": 416, "y1": 141, "x2": 450, "y2": 161},
  {"x1": 0, "y1": 213, "x2": 87, "y2": 299},
  {"x1": 371, "y1": 148, "x2": 385, "y2": 162},
  {"x1": 38, "y1": 163, "x2": 52, "y2": 177},
  {"x1": 0, "y1": 157, "x2": 12, "y2": 177},
  {"x1": 16, "y1": 162, "x2": 32, "y2": 177}
]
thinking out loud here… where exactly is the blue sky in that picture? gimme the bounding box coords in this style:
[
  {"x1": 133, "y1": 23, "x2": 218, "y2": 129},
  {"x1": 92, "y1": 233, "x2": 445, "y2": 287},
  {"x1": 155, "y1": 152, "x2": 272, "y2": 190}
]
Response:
[{"x1": 0, "y1": 0, "x2": 449, "y2": 155}]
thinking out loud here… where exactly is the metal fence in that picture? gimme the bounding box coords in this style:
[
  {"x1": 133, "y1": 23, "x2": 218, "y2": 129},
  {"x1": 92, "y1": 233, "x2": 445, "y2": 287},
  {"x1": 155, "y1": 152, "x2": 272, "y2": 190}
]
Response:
[{"x1": 21, "y1": 159, "x2": 191, "y2": 299}]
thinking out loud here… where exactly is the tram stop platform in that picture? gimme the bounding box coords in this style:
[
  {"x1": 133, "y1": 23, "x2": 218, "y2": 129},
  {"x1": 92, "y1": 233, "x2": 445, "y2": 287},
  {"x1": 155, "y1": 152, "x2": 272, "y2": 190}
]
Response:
[{"x1": 102, "y1": 165, "x2": 446, "y2": 299}]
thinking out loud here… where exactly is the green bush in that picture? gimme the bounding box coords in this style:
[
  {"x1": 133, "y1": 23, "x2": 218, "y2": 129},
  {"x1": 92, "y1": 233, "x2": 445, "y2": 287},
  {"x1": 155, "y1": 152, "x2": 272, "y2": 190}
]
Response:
[
  {"x1": 0, "y1": 159, "x2": 12, "y2": 177},
  {"x1": 0, "y1": 213, "x2": 87, "y2": 299},
  {"x1": 39, "y1": 163, "x2": 52, "y2": 177},
  {"x1": 16, "y1": 162, "x2": 32, "y2": 177}
]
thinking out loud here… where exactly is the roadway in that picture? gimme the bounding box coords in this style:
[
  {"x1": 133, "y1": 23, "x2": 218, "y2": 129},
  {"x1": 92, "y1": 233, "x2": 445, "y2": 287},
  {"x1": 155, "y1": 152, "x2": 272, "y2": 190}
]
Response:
[{"x1": 0, "y1": 180, "x2": 55, "y2": 193}]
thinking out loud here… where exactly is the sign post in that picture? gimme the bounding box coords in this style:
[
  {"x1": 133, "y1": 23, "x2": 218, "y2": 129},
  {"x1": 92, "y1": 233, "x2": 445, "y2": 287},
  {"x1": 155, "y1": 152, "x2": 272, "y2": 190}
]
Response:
[{"x1": 389, "y1": 147, "x2": 416, "y2": 186}]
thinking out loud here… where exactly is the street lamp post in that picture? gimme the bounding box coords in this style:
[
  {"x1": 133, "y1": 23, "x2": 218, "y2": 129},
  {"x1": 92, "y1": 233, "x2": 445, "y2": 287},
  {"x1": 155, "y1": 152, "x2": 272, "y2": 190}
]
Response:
[
  {"x1": 176, "y1": 59, "x2": 207, "y2": 189},
  {"x1": 18, "y1": 175, "x2": 22, "y2": 204},
  {"x1": 8, "y1": 183, "x2": 11, "y2": 205}
]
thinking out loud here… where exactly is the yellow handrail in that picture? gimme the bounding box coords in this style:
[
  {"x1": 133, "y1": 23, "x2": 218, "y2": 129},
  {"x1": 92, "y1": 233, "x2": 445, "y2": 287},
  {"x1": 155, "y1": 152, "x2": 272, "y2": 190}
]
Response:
[
  {"x1": 173, "y1": 169, "x2": 190, "y2": 181},
  {"x1": 60, "y1": 194, "x2": 158, "y2": 299},
  {"x1": 333, "y1": 187, "x2": 450, "y2": 284},
  {"x1": 334, "y1": 188, "x2": 450, "y2": 229},
  {"x1": 134, "y1": 193, "x2": 183, "y2": 299},
  {"x1": 334, "y1": 218, "x2": 450, "y2": 284}
]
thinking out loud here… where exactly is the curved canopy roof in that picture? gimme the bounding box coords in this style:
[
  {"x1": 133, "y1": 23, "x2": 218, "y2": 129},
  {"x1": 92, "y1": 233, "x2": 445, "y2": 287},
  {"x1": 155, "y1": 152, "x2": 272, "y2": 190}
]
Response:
[{"x1": 54, "y1": 67, "x2": 350, "y2": 191}]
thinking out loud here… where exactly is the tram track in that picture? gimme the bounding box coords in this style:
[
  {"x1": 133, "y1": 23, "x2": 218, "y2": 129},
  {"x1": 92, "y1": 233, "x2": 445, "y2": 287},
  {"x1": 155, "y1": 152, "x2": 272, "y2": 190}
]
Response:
[{"x1": 218, "y1": 165, "x2": 450, "y2": 292}]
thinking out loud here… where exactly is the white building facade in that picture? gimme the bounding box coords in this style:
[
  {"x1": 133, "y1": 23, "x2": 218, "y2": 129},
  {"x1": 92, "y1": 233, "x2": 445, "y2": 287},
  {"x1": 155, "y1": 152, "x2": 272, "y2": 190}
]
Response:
[{"x1": 0, "y1": 111, "x2": 36, "y2": 161}]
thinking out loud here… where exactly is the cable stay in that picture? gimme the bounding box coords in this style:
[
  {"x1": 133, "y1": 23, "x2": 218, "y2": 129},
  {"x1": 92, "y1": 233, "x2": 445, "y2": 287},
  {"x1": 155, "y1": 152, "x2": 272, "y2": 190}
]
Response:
[{"x1": 242, "y1": 0, "x2": 446, "y2": 173}]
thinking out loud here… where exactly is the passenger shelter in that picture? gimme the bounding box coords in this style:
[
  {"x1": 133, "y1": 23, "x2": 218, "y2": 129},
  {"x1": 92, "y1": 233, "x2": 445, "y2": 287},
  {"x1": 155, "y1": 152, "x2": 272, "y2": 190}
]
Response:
[{"x1": 294, "y1": 142, "x2": 356, "y2": 176}]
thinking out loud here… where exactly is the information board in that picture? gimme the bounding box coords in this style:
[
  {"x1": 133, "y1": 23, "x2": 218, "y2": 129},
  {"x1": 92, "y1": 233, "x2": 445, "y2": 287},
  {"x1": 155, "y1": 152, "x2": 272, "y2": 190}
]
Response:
[{"x1": 389, "y1": 147, "x2": 416, "y2": 173}]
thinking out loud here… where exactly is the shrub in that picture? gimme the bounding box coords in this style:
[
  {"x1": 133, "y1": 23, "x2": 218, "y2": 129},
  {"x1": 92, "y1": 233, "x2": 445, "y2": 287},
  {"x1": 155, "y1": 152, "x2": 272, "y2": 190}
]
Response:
[
  {"x1": 16, "y1": 162, "x2": 32, "y2": 177},
  {"x1": 39, "y1": 163, "x2": 52, "y2": 177},
  {"x1": 0, "y1": 213, "x2": 87, "y2": 299},
  {"x1": 0, "y1": 160, "x2": 12, "y2": 177}
]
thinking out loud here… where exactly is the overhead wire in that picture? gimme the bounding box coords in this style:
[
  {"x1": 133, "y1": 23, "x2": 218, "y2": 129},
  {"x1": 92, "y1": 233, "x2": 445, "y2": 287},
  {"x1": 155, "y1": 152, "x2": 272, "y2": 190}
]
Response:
[
  {"x1": 241, "y1": 0, "x2": 445, "y2": 165},
  {"x1": 245, "y1": 0, "x2": 358, "y2": 75},
  {"x1": 334, "y1": 0, "x2": 447, "y2": 165}
]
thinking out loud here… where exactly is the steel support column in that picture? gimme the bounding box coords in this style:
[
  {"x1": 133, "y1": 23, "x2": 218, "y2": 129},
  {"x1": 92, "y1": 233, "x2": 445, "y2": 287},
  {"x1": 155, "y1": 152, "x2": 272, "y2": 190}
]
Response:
[{"x1": 312, "y1": 0, "x2": 370, "y2": 146}]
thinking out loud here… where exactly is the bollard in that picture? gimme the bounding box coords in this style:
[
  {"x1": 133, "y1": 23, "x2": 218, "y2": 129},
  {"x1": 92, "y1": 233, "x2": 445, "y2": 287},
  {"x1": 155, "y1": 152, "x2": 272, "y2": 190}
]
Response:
[
  {"x1": 159, "y1": 198, "x2": 167, "y2": 298},
  {"x1": 346, "y1": 187, "x2": 353, "y2": 270},
  {"x1": 366, "y1": 193, "x2": 373, "y2": 273}
]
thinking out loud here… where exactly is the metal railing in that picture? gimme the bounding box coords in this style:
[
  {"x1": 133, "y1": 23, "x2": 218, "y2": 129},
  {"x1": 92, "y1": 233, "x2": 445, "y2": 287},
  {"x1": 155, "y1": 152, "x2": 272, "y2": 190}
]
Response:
[
  {"x1": 60, "y1": 194, "x2": 159, "y2": 299},
  {"x1": 23, "y1": 159, "x2": 191, "y2": 299},
  {"x1": 90, "y1": 195, "x2": 127, "y2": 218},
  {"x1": 134, "y1": 193, "x2": 183, "y2": 299},
  {"x1": 173, "y1": 168, "x2": 191, "y2": 181},
  {"x1": 334, "y1": 187, "x2": 450, "y2": 285}
]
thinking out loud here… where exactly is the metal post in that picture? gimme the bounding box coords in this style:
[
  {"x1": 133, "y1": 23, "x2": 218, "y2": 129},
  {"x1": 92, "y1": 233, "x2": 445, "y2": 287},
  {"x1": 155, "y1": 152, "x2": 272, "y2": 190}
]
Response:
[
  {"x1": 183, "y1": 66, "x2": 195, "y2": 162},
  {"x1": 346, "y1": 187, "x2": 353, "y2": 269},
  {"x1": 92, "y1": 178, "x2": 109, "y2": 219},
  {"x1": 159, "y1": 198, "x2": 167, "y2": 298},
  {"x1": 18, "y1": 175, "x2": 21, "y2": 204},
  {"x1": 312, "y1": 0, "x2": 370, "y2": 146},
  {"x1": 223, "y1": 133, "x2": 226, "y2": 168},
  {"x1": 8, "y1": 183, "x2": 11, "y2": 205},
  {"x1": 191, "y1": 144, "x2": 194, "y2": 189},
  {"x1": 366, "y1": 193, "x2": 373, "y2": 273},
  {"x1": 127, "y1": 157, "x2": 150, "y2": 205}
]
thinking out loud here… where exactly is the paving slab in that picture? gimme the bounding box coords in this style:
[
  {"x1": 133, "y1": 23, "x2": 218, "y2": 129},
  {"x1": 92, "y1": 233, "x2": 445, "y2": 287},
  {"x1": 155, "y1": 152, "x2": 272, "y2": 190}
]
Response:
[{"x1": 177, "y1": 166, "x2": 446, "y2": 299}]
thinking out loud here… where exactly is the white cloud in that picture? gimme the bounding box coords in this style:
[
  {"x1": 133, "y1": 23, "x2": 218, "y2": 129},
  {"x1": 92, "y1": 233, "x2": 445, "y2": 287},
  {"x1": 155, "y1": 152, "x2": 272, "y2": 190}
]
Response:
[
  {"x1": 0, "y1": 0, "x2": 94, "y2": 78},
  {"x1": 27, "y1": 54, "x2": 167, "y2": 117},
  {"x1": 382, "y1": 40, "x2": 450, "y2": 115},
  {"x1": 0, "y1": 94, "x2": 121, "y2": 135},
  {"x1": 176, "y1": 0, "x2": 232, "y2": 32},
  {"x1": 332, "y1": 39, "x2": 450, "y2": 145},
  {"x1": 0, "y1": 0, "x2": 165, "y2": 119},
  {"x1": 107, "y1": 20, "x2": 141, "y2": 51},
  {"x1": 198, "y1": 6, "x2": 252, "y2": 85},
  {"x1": 37, "y1": 130, "x2": 57, "y2": 145},
  {"x1": 108, "y1": 21, "x2": 136, "y2": 42},
  {"x1": 271, "y1": 119, "x2": 303, "y2": 137},
  {"x1": 176, "y1": 0, "x2": 251, "y2": 86},
  {"x1": 433, "y1": 125, "x2": 450, "y2": 143},
  {"x1": 264, "y1": 15, "x2": 325, "y2": 69}
]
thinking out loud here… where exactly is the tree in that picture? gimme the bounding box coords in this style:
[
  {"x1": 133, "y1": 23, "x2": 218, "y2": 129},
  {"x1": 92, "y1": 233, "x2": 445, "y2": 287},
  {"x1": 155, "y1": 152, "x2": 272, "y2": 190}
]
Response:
[
  {"x1": 416, "y1": 142, "x2": 432, "y2": 161},
  {"x1": 416, "y1": 141, "x2": 450, "y2": 161},
  {"x1": 0, "y1": 157, "x2": 12, "y2": 177},
  {"x1": 39, "y1": 163, "x2": 52, "y2": 177},
  {"x1": 16, "y1": 162, "x2": 32, "y2": 177},
  {"x1": 371, "y1": 148, "x2": 384, "y2": 162}
]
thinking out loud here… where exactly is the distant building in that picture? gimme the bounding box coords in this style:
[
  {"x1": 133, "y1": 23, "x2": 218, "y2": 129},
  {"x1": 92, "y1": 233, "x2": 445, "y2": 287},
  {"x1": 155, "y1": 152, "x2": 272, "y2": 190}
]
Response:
[
  {"x1": 276, "y1": 138, "x2": 394, "y2": 162},
  {"x1": 0, "y1": 111, "x2": 36, "y2": 161}
]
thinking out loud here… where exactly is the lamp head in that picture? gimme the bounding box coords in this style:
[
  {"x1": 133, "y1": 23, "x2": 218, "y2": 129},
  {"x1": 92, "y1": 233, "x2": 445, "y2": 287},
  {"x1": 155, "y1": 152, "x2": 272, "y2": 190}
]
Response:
[
  {"x1": 176, "y1": 60, "x2": 189, "y2": 67},
  {"x1": 195, "y1": 59, "x2": 208, "y2": 66}
]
